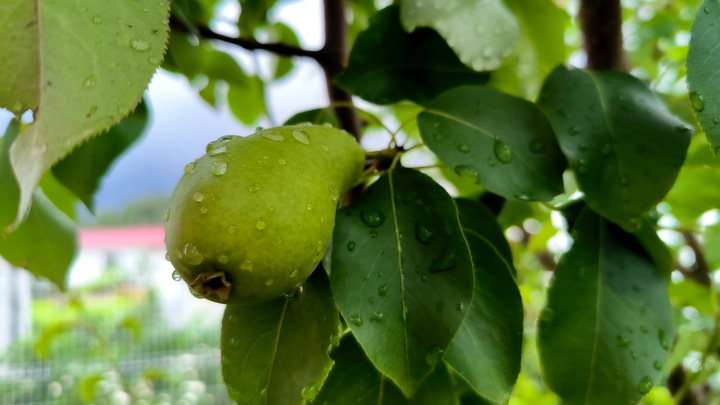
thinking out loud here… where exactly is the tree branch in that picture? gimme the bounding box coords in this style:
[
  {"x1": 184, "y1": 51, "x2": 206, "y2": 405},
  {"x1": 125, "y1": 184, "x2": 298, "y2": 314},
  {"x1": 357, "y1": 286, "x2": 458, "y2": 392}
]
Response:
[
  {"x1": 579, "y1": 0, "x2": 628, "y2": 71},
  {"x1": 319, "y1": 0, "x2": 362, "y2": 141},
  {"x1": 169, "y1": 17, "x2": 322, "y2": 61},
  {"x1": 679, "y1": 230, "x2": 712, "y2": 287}
]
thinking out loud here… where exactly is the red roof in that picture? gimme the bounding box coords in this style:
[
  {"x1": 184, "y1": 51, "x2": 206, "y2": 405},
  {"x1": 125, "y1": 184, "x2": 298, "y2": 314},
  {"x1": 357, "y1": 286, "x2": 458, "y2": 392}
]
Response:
[{"x1": 79, "y1": 225, "x2": 165, "y2": 249}]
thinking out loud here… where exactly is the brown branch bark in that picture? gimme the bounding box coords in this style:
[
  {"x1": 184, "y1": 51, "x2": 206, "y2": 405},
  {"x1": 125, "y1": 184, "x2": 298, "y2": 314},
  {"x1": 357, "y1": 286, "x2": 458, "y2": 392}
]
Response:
[
  {"x1": 679, "y1": 230, "x2": 712, "y2": 288},
  {"x1": 579, "y1": 0, "x2": 628, "y2": 71},
  {"x1": 169, "y1": 17, "x2": 322, "y2": 61},
  {"x1": 319, "y1": 0, "x2": 363, "y2": 141}
]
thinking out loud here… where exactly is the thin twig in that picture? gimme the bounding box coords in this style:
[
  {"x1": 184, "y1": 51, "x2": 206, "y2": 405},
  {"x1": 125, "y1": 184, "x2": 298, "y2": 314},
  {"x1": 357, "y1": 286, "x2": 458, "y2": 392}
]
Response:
[{"x1": 169, "y1": 17, "x2": 322, "y2": 61}]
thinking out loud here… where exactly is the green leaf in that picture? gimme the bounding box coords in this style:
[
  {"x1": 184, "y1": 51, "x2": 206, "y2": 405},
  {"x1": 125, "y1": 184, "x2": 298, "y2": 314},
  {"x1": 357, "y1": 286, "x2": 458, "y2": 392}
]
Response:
[
  {"x1": 199, "y1": 80, "x2": 218, "y2": 107},
  {"x1": 705, "y1": 223, "x2": 720, "y2": 271},
  {"x1": 538, "y1": 208, "x2": 673, "y2": 405},
  {"x1": 79, "y1": 375, "x2": 102, "y2": 404},
  {"x1": 444, "y1": 231, "x2": 522, "y2": 403},
  {"x1": 330, "y1": 168, "x2": 474, "y2": 396},
  {"x1": 163, "y1": 32, "x2": 203, "y2": 78},
  {"x1": 0, "y1": 0, "x2": 169, "y2": 229},
  {"x1": 0, "y1": 122, "x2": 76, "y2": 289},
  {"x1": 228, "y1": 77, "x2": 266, "y2": 126},
  {"x1": 504, "y1": 0, "x2": 568, "y2": 74},
  {"x1": 0, "y1": 191, "x2": 77, "y2": 289},
  {"x1": 455, "y1": 198, "x2": 513, "y2": 266},
  {"x1": 537, "y1": 66, "x2": 691, "y2": 230},
  {"x1": 315, "y1": 335, "x2": 459, "y2": 405},
  {"x1": 39, "y1": 172, "x2": 79, "y2": 220},
  {"x1": 336, "y1": 6, "x2": 489, "y2": 105},
  {"x1": 221, "y1": 270, "x2": 340, "y2": 405},
  {"x1": 284, "y1": 108, "x2": 340, "y2": 127},
  {"x1": 419, "y1": 85, "x2": 566, "y2": 202},
  {"x1": 400, "y1": 0, "x2": 520, "y2": 72},
  {"x1": 52, "y1": 101, "x2": 149, "y2": 212},
  {"x1": 202, "y1": 50, "x2": 249, "y2": 87},
  {"x1": 665, "y1": 137, "x2": 720, "y2": 222},
  {"x1": 267, "y1": 23, "x2": 299, "y2": 80},
  {"x1": 238, "y1": 0, "x2": 277, "y2": 37},
  {"x1": 687, "y1": 0, "x2": 720, "y2": 153}
]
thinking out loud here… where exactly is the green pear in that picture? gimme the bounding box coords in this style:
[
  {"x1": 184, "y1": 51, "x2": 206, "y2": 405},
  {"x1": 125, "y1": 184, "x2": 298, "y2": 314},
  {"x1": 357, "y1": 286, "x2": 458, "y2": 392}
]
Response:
[{"x1": 165, "y1": 125, "x2": 364, "y2": 304}]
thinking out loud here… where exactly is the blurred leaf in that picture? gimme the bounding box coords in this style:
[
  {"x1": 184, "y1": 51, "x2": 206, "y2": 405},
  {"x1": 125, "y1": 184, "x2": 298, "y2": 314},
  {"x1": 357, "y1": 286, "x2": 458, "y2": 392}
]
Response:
[
  {"x1": 221, "y1": 270, "x2": 341, "y2": 405},
  {"x1": 705, "y1": 223, "x2": 720, "y2": 270},
  {"x1": 337, "y1": 6, "x2": 489, "y2": 105},
  {"x1": 268, "y1": 22, "x2": 299, "y2": 80},
  {"x1": 315, "y1": 335, "x2": 459, "y2": 405},
  {"x1": 0, "y1": 122, "x2": 76, "y2": 289},
  {"x1": 0, "y1": 120, "x2": 20, "y2": 230},
  {"x1": 52, "y1": 101, "x2": 149, "y2": 212},
  {"x1": 119, "y1": 317, "x2": 142, "y2": 344},
  {"x1": 228, "y1": 77, "x2": 266, "y2": 125},
  {"x1": 665, "y1": 136, "x2": 720, "y2": 221},
  {"x1": 419, "y1": 86, "x2": 566, "y2": 202},
  {"x1": 199, "y1": 79, "x2": 218, "y2": 106},
  {"x1": 163, "y1": 32, "x2": 203, "y2": 78},
  {"x1": 538, "y1": 208, "x2": 673, "y2": 405},
  {"x1": 330, "y1": 168, "x2": 474, "y2": 396},
  {"x1": 284, "y1": 108, "x2": 340, "y2": 127},
  {"x1": 0, "y1": 0, "x2": 169, "y2": 230},
  {"x1": 35, "y1": 321, "x2": 88, "y2": 360},
  {"x1": 39, "y1": 172, "x2": 79, "y2": 220},
  {"x1": 202, "y1": 50, "x2": 249, "y2": 87},
  {"x1": 79, "y1": 375, "x2": 102, "y2": 404},
  {"x1": 504, "y1": 0, "x2": 568, "y2": 73},
  {"x1": 669, "y1": 280, "x2": 714, "y2": 315},
  {"x1": 686, "y1": 0, "x2": 720, "y2": 153},
  {"x1": 238, "y1": 0, "x2": 276, "y2": 36},
  {"x1": 444, "y1": 231, "x2": 522, "y2": 403},
  {"x1": 400, "y1": 0, "x2": 520, "y2": 72},
  {"x1": 537, "y1": 66, "x2": 691, "y2": 230}
]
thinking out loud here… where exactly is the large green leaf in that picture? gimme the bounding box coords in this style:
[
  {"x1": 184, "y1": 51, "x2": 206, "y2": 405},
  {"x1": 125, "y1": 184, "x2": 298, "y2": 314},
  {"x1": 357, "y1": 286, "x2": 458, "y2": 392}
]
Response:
[
  {"x1": 538, "y1": 208, "x2": 673, "y2": 405},
  {"x1": 336, "y1": 6, "x2": 489, "y2": 106},
  {"x1": 687, "y1": 0, "x2": 720, "y2": 153},
  {"x1": 0, "y1": 0, "x2": 169, "y2": 230},
  {"x1": 52, "y1": 101, "x2": 149, "y2": 212},
  {"x1": 455, "y1": 198, "x2": 512, "y2": 265},
  {"x1": 221, "y1": 269, "x2": 340, "y2": 405},
  {"x1": 537, "y1": 66, "x2": 691, "y2": 230},
  {"x1": 0, "y1": 121, "x2": 76, "y2": 289},
  {"x1": 419, "y1": 86, "x2": 566, "y2": 202},
  {"x1": 400, "y1": 0, "x2": 519, "y2": 72},
  {"x1": 444, "y1": 231, "x2": 522, "y2": 403},
  {"x1": 665, "y1": 137, "x2": 720, "y2": 222},
  {"x1": 330, "y1": 168, "x2": 474, "y2": 396},
  {"x1": 314, "y1": 335, "x2": 459, "y2": 405}
]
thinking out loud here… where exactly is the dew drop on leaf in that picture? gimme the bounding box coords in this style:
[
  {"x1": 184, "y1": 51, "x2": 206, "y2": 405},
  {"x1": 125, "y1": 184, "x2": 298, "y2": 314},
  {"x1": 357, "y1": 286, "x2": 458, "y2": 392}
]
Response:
[
  {"x1": 487, "y1": 158, "x2": 496, "y2": 167},
  {"x1": 457, "y1": 144, "x2": 470, "y2": 153},
  {"x1": 329, "y1": 334, "x2": 340, "y2": 346},
  {"x1": 568, "y1": 126, "x2": 579, "y2": 135},
  {"x1": 130, "y1": 39, "x2": 150, "y2": 52},
  {"x1": 689, "y1": 91, "x2": 705, "y2": 112},
  {"x1": 658, "y1": 329, "x2": 670, "y2": 350},
  {"x1": 171, "y1": 270, "x2": 181, "y2": 281},
  {"x1": 183, "y1": 162, "x2": 196, "y2": 175},
  {"x1": 653, "y1": 360, "x2": 662, "y2": 370},
  {"x1": 529, "y1": 140, "x2": 544, "y2": 153},
  {"x1": 347, "y1": 241, "x2": 356, "y2": 251},
  {"x1": 361, "y1": 208, "x2": 385, "y2": 227},
  {"x1": 193, "y1": 192, "x2": 204, "y2": 202},
  {"x1": 349, "y1": 314, "x2": 363, "y2": 326},
  {"x1": 493, "y1": 139, "x2": 514, "y2": 163},
  {"x1": 218, "y1": 254, "x2": 229, "y2": 264},
  {"x1": 454, "y1": 165, "x2": 480, "y2": 183},
  {"x1": 83, "y1": 74, "x2": 97, "y2": 88},
  {"x1": 378, "y1": 285, "x2": 388, "y2": 296},
  {"x1": 638, "y1": 376, "x2": 653, "y2": 394},
  {"x1": 92, "y1": 15, "x2": 102, "y2": 25},
  {"x1": 425, "y1": 346, "x2": 444, "y2": 366},
  {"x1": 301, "y1": 384, "x2": 318, "y2": 401},
  {"x1": 415, "y1": 223, "x2": 434, "y2": 244},
  {"x1": 256, "y1": 218, "x2": 266, "y2": 230},
  {"x1": 248, "y1": 183, "x2": 262, "y2": 193}
]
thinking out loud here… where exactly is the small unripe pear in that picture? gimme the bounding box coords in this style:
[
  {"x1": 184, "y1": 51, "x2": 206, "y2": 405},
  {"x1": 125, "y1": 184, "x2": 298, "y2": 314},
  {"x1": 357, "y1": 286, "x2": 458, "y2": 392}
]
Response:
[{"x1": 165, "y1": 125, "x2": 364, "y2": 304}]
